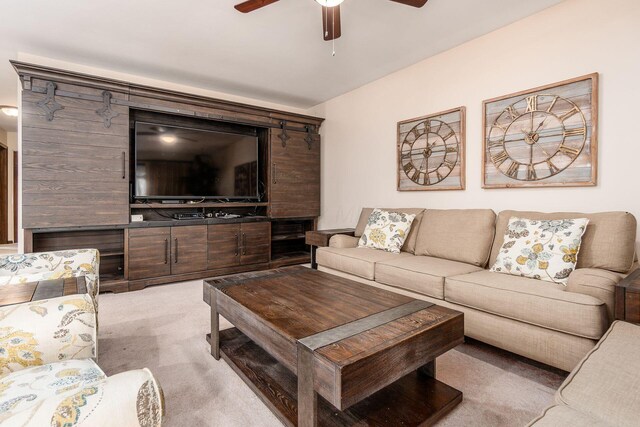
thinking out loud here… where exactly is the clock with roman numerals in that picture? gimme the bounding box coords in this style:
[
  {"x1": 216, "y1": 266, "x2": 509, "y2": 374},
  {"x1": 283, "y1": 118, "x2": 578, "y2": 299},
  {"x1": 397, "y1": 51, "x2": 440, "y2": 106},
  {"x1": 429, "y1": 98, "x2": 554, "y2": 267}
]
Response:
[
  {"x1": 397, "y1": 107, "x2": 465, "y2": 191},
  {"x1": 483, "y1": 74, "x2": 598, "y2": 188}
]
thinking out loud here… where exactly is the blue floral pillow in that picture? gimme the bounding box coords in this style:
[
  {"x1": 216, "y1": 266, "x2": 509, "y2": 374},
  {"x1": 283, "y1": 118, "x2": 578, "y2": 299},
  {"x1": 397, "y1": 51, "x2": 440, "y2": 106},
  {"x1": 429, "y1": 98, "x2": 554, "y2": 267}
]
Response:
[
  {"x1": 490, "y1": 217, "x2": 589, "y2": 285},
  {"x1": 357, "y1": 209, "x2": 416, "y2": 254}
]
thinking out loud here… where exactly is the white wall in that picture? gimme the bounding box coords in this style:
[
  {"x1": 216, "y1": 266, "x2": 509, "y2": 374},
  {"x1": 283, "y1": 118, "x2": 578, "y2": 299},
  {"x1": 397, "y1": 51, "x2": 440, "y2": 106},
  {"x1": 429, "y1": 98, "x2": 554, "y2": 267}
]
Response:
[{"x1": 310, "y1": 0, "x2": 640, "y2": 250}]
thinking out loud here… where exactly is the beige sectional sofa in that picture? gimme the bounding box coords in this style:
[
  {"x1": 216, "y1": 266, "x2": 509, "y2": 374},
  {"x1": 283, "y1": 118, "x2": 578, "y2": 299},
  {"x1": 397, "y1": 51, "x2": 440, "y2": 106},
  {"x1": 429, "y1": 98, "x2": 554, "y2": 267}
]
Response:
[
  {"x1": 316, "y1": 208, "x2": 638, "y2": 372},
  {"x1": 529, "y1": 321, "x2": 640, "y2": 427}
]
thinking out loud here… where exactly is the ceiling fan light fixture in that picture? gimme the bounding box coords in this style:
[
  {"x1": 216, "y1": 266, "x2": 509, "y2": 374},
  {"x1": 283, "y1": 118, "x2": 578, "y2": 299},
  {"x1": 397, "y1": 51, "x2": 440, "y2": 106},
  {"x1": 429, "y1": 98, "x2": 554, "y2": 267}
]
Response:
[
  {"x1": 315, "y1": 0, "x2": 344, "y2": 7},
  {"x1": 0, "y1": 106, "x2": 18, "y2": 117}
]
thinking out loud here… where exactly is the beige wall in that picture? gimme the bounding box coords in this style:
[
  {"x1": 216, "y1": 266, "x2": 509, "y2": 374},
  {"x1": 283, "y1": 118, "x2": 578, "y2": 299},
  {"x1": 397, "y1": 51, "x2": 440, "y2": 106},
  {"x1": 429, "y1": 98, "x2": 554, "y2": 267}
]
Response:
[{"x1": 310, "y1": 0, "x2": 640, "y2": 249}]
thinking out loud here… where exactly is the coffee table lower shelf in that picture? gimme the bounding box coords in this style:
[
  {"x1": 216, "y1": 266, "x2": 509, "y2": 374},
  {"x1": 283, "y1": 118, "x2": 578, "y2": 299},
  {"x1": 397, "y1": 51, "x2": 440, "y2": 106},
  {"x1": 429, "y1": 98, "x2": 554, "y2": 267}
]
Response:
[{"x1": 208, "y1": 328, "x2": 462, "y2": 427}]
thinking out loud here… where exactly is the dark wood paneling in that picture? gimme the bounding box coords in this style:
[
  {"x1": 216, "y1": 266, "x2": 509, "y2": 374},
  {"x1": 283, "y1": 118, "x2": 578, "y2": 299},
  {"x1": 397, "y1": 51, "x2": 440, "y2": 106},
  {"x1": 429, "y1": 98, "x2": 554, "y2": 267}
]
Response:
[
  {"x1": 171, "y1": 225, "x2": 207, "y2": 275},
  {"x1": 21, "y1": 80, "x2": 129, "y2": 229},
  {"x1": 33, "y1": 229, "x2": 124, "y2": 254},
  {"x1": 208, "y1": 224, "x2": 240, "y2": 269},
  {"x1": 23, "y1": 151, "x2": 128, "y2": 182},
  {"x1": 22, "y1": 113, "x2": 129, "y2": 137},
  {"x1": 269, "y1": 129, "x2": 320, "y2": 218},
  {"x1": 23, "y1": 206, "x2": 129, "y2": 228},
  {"x1": 127, "y1": 228, "x2": 171, "y2": 280},
  {"x1": 129, "y1": 261, "x2": 271, "y2": 292},
  {"x1": 22, "y1": 127, "x2": 128, "y2": 149},
  {"x1": 241, "y1": 222, "x2": 271, "y2": 265},
  {"x1": 12, "y1": 151, "x2": 17, "y2": 243},
  {"x1": 0, "y1": 146, "x2": 7, "y2": 243}
]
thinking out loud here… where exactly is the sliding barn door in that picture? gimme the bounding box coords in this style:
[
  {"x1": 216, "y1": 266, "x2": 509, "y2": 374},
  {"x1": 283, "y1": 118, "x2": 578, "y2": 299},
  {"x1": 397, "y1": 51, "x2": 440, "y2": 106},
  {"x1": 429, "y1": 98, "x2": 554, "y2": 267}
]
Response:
[
  {"x1": 269, "y1": 129, "x2": 320, "y2": 218},
  {"x1": 21, "y1": 79, "x2": 130, "y2": 228}
]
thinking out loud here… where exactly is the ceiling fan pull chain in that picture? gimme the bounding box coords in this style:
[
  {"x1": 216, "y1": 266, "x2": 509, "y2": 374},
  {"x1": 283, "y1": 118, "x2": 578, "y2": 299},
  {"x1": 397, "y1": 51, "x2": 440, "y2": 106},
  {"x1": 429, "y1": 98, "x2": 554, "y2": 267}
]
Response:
[{"x1": 332, "y1": 6, "x2": 336, "y2": 56}]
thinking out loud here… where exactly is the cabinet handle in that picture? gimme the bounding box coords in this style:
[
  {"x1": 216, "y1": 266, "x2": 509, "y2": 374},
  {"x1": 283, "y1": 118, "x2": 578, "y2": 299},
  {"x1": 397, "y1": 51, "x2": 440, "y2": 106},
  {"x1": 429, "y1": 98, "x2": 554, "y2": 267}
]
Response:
[
  {"x1": 174, "y1": 238, "x2": 178, "y2": 264},
  {"x1": 234, "y1": 233, "x2": 239, "y2": 256},
  {"x1": 242, "y1": 233, "x2": 247, "y2": 255},
  {"x1": 122, "y1": 151, "x2": 126, "y2": 179},
  {"x1": 272, "y1": 163, "x2": 277, "y2": 184},
  {"x1": 164, "y1": 239, "x2": 168, "y2": 264}
]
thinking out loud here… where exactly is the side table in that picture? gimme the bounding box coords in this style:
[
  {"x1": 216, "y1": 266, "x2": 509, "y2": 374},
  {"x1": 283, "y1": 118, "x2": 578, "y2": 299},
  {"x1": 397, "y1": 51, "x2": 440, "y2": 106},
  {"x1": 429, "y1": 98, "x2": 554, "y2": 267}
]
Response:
[
  {"x1": 305, "y1": 228, "x2": 355, "y2": 269},
  {"x1": 0, "y1": 276, "x2": 87, "y2": 307},
  {"x1": 615, "y1": 268, "x2": 640, "y2": 324}
]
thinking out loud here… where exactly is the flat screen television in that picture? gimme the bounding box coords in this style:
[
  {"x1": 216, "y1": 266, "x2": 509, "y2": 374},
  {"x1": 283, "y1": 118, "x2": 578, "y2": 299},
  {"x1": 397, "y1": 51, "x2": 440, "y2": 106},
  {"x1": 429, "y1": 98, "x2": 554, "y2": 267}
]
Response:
[{"x1": 134, "y1": 122, "x2": 259, "y2": 200}]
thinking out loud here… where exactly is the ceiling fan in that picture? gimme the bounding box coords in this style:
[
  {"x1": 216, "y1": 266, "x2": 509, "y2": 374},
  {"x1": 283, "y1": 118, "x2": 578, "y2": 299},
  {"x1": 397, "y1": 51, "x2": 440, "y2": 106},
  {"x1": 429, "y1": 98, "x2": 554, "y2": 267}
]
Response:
[{"x1": 234, "y1": 0, "x2": 429, "y2": 41}]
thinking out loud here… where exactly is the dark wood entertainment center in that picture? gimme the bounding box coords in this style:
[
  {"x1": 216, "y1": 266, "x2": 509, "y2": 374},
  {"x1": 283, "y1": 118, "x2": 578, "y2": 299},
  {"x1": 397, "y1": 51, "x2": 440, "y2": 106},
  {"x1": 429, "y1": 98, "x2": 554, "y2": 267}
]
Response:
[{"x1": 13, "y1": 61, "x2": 323, "y2": 294}]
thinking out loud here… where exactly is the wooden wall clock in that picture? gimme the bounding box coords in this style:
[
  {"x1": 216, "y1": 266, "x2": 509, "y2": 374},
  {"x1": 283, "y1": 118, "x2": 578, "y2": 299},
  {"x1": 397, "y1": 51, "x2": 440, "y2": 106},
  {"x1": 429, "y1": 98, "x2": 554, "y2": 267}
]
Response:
[
  {"x1": 483, "y1": 73, "x2": 598, "y2": 188},
  {"x1": 397, "y1": 106, "x2": 465, "y2": 191}
]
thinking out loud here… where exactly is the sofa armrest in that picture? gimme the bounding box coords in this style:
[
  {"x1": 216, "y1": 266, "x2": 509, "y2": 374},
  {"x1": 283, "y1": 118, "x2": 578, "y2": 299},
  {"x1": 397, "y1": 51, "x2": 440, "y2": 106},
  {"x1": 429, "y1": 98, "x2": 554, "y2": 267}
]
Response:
[
  {"x1": 4, "y1": 368, "x2": 164, "y2": 426},
  {"x1": 329, "y1": 235, "x2": 360, "y2": 249},
  {"x1": 567, "y1": 268, "x2": 625, "y2": 323},
  {"x1": 0, "y1": 249, "x2": 100, "y2": 298},
  {"x1": 0, "y1": 294, "x2": 97, "y2": 377}
]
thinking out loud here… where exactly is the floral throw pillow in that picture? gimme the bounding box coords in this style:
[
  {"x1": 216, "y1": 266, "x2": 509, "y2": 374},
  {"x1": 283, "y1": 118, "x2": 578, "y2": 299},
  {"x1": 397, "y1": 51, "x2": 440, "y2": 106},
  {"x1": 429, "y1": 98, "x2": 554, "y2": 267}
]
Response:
[
  {"x1": 357, "y1": 209, "x2": 416, "y2": 254},
  {"x1": 490, "y1": 217, "x2": 589, "y2": 285}
]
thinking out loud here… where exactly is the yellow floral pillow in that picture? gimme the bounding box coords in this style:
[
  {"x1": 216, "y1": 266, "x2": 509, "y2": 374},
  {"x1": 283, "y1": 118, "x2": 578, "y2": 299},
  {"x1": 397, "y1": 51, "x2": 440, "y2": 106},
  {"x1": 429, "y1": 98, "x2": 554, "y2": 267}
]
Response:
[
  {"x1": 490, "y1": 217, "x2": 589, "y2": 285},
  {"x1": 357, "y1": 209, "x2": 416, "y2": 254}
]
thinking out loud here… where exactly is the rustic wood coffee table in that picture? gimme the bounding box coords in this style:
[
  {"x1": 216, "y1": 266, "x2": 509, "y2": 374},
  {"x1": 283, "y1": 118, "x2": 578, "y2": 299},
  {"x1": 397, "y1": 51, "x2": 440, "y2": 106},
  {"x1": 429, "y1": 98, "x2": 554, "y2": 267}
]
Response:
[{"x1": 203, "y1": 266, "x2": 464, "y2": 427}]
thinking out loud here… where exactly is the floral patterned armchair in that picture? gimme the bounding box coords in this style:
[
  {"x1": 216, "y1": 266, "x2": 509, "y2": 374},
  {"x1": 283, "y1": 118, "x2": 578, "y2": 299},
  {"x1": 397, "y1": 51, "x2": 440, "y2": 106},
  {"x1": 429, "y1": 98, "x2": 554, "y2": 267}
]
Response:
[
  {"x1": 0, "y1": 251, "x2": 165, "y2": 426},
  {"x1": 0, "y1": 249, "x2": 100, "y2": 299}
]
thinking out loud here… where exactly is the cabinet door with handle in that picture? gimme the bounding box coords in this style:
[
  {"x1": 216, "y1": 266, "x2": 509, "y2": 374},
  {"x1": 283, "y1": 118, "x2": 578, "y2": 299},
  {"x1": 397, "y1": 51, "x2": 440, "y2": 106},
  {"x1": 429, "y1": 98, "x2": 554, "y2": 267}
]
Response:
[
  {"x1": 207, "y1": 224, "x2": 241, "y2": 269},
  {"x1": 21, "y1": 82, "x2": 130, "y2": 228},
  {"x1": 269, "y1": 128, "x2": 320, "y2": 218},
  {"x1": 127, "y1": 228, "x2": 171, "y2": 280},
  {"x1": 240, "y1": 222, "x2": 271, "y2": 265},
  {"x1": 171, "y1": 225, "x2": 208, "y2": 275}
]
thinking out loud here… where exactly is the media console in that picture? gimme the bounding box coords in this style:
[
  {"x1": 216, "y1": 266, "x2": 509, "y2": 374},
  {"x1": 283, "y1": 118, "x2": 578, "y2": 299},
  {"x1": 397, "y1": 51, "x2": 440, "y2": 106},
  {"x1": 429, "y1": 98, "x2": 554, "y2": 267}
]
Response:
[{"x1": 14, "y1": 61, "x2": 323, "y2": 293}]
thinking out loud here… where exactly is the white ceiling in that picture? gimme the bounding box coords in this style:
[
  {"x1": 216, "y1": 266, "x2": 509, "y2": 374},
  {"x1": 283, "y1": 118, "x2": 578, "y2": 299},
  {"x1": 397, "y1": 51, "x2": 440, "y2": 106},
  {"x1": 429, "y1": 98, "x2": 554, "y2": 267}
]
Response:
[{"x1": 0, "y1": 0, "x2": 564, "y2": 132}]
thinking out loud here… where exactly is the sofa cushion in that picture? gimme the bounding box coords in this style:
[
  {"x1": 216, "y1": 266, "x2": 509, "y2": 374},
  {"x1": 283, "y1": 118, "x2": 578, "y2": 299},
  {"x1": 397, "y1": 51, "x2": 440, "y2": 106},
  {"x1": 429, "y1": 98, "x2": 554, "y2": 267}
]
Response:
[
  {"x1": 354, "y1": 208, "x2": 425, "y2": 254},
  {"x1": 445, "y1": 270, "x2": 608, "y2": 339},
  {"x1": 490, "y1": 211, "x2": 637, "y2": 273},
  {"x1": 316, "y1": 247, "x2": 409, "y2": 280},
  {"x1": 376, "y1": 255, "x2": 482, "y2": 299},
  {"x1": 528, "y1": 405, "x2": 612, "y2": 427},
  {"x1": 555, "y1": 321, "x2": 640, "y2": 427},
  {"x1": 414, "y1": 209, "x2": 496, "y2": 267}
]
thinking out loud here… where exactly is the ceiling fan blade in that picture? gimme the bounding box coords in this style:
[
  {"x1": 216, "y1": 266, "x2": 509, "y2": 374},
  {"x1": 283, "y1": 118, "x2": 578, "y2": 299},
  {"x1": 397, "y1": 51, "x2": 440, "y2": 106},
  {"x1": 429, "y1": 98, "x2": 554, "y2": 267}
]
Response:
[
  {"x1": 389, "y1": 0, "x2": 429, "y2": 7},
  {"x1": 234, "y1": 0, "x2": 279, "y2": 13},
  {"x1": 322, "y1": 5, "x2": 341, "y2": 41}
]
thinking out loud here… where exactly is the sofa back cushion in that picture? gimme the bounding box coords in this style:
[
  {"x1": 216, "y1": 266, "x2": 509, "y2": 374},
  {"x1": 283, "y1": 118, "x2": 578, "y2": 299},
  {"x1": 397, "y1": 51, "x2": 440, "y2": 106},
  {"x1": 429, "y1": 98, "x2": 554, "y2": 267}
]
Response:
[
  {"x1": 490, "y1": 210, "x2": 637, "y2": 273},
  {"x1": 355, "y1": 208, "x2": 425, "y2": 254},
  {"x1": 414, "y1": 209, "x2": 497, "y2": 267}
]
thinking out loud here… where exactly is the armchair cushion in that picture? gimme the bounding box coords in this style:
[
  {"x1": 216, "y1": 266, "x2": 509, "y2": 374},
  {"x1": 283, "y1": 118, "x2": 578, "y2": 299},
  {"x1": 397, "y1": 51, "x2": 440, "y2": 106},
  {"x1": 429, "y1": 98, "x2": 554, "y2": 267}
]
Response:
[
  {"x1": 0, "y1": 294, "x2": 97, "y2": 377},
  {"x1": 0, "y1": 361, "x2": 164, "y2": 427},
  {"x1": 0, "y1": 250, "x2": 99, "y2": 298},
  {"x1": 0, "y1": 359, "x2": 105, "y2": 423}
]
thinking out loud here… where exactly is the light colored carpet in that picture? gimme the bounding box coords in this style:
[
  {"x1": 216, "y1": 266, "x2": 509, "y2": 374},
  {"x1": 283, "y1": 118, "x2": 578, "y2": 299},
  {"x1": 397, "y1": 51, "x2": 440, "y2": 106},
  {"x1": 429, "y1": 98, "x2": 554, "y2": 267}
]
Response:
[{"x1": 98, "y1": 280, "x2": 565, "y2": 427}]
